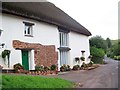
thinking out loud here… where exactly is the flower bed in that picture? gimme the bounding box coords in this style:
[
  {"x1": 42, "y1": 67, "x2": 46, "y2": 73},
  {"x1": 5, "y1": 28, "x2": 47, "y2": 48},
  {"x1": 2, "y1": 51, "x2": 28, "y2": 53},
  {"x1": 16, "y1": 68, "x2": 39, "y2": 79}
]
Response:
[{"x1": 13, "y1": 63, "x2": 58, "y2": 75}]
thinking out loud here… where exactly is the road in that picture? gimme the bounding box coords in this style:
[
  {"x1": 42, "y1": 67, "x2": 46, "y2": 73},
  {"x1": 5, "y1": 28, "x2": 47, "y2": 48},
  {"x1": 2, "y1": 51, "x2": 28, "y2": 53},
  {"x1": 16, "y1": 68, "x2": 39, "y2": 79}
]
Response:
[{"x1": 48, "y1": 58, "x2": 119, "y2": 88}]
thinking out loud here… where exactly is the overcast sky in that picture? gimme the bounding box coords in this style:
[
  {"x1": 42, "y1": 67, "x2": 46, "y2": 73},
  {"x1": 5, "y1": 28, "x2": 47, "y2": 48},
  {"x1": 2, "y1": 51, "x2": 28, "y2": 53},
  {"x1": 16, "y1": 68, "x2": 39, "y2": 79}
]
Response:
[{"x1": 48, "y1": 0, "x2": 119, "y2": 40}]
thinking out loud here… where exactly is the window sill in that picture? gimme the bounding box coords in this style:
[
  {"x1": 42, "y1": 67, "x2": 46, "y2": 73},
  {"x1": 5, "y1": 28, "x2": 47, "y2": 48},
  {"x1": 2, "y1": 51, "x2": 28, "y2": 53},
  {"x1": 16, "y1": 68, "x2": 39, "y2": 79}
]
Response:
[
  {"x1": 25, "y1": 35, "x2": 33, "y2": 37},
  {"x1": 58, "y1": 47, "x2": 71, "y2": 51}
]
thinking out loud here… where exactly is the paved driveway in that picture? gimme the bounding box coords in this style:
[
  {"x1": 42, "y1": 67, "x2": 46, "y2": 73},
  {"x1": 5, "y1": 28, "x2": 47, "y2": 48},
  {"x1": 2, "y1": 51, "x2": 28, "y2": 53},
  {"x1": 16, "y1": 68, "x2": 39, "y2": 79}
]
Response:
[{"x1": 47, "y1": 58, "x2": 119, "y2": 88}]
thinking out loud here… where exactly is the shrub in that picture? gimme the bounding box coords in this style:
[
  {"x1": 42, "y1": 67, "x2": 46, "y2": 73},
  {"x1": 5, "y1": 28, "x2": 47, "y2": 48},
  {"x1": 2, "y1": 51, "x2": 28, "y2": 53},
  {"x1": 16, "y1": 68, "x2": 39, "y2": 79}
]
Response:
[
  {"x1": 90, "y1": 46, "x2": 105, "y2": 64},
  {"x1": 80, "y1": 57, "x2": 85, "y2": 61},
  {"x1": 1, "y1": 50, "x2": 11, "y2": 59},
  {"x1": 114, "y1": 56, "x2": 120, "y2": 60},
  {"x1": 88, "y1": 55, "x2": 92, "y2": 59},
  {"x1": 87, "y1": 61, "x2": 94, "y2": 67},
  {"x1": 50, "y1": 64, "x2": 57, "y2": 70},
  {"x1": 72, "y1": 65, "x2": 80, "y2": 70},
  {"x1": 44, "y1": 66, "x2": 50, "y2": 71},
  {"x1": 75, "y1": 57, "x2": 80, "y2": 62},
  {"x1": 60, "y1": 65, "x2": 66, "y2": 72},
  {"x1": 81, "y1": 62, "x2": 87, "y2": 68},
  {"x1": 60, "y1": 64, "x2": 71, "y2": 72},
  {"x1": 35, "y1": 65, "x2": 44, "y2": 71},
  {"x1": 66, "y1": 65, "x2": 71, "y2": 71},
  {"x1": 13, "y1": 63, "x2": 24, "y2": 72}
]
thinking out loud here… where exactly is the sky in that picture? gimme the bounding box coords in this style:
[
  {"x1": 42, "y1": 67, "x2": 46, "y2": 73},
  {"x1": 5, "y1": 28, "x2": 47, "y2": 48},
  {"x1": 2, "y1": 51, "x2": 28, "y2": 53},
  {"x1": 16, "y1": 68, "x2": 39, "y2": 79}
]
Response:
[{"x1": 48, "y1": 0, "x2": 119, "y2": 40}]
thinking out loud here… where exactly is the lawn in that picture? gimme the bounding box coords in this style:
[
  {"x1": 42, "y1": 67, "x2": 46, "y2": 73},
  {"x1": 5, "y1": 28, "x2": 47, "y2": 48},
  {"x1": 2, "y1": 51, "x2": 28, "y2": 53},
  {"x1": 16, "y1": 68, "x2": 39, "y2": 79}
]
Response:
[{"x1": 2, "y1": 74, "x2": 73, "y2": 89}]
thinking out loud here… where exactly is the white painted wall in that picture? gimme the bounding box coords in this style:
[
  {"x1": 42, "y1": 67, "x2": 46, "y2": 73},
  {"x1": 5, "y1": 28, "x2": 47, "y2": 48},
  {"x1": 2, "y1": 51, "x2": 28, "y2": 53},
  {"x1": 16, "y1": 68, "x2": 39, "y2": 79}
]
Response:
[
  {"x1": 0, "y1": 13, "x2": 90, "y2": 70},
  {"x1": 0, "y1": 13, "x2": 59, "y2": 69},
  {"x1": 69, "y1": 32, "x2": 90, "y2": 67}
]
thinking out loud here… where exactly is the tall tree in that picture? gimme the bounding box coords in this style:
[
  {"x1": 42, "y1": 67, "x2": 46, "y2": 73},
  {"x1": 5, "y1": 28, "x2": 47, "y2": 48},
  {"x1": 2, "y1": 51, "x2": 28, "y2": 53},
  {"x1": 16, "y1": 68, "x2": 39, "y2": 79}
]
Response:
[
  {"x1": 89, "y1": 35, "x2": 107, "y2": 53},
  {"x1": 106, "y1": 38, "x2": 112, "y2": 48}
]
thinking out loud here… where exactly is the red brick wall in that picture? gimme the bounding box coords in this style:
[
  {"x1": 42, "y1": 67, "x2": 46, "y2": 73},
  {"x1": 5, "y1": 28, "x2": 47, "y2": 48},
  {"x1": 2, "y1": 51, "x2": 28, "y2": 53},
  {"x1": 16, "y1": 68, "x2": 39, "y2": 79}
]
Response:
[{"x1": 13, "y1": 40, "x2": 58, "y2": 68}]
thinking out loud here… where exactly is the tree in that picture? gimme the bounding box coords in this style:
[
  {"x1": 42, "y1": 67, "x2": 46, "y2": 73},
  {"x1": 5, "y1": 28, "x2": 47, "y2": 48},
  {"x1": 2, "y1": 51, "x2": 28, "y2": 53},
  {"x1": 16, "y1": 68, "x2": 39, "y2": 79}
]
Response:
[
  {"x1": 106, "y1": 38, "x2": 112, "y2": 48},
  {"x1": 90, "y1": 46, "x2": 105, "y2": 63},
  {"x1": 89, "y1": 35, "x2": 107, "y2": 53},
  {"x1": 107, "y1": 39, "x2": 120, "y2": 58}
]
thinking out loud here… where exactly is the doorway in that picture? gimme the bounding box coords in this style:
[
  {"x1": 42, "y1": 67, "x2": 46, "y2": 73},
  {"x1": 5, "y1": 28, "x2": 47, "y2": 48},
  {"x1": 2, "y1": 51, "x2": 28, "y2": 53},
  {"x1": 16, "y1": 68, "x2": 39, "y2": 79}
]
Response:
[{"x1": 22, "y1": 50, "x2": 29, "y2": 70}]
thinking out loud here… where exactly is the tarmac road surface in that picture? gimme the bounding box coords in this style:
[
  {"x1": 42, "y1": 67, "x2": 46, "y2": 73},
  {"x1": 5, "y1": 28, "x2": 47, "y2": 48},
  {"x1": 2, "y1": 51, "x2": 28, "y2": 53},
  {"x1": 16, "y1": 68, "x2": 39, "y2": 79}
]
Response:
[{"x1": 48, "y1": 57, "x2": 119, "y2": 88}]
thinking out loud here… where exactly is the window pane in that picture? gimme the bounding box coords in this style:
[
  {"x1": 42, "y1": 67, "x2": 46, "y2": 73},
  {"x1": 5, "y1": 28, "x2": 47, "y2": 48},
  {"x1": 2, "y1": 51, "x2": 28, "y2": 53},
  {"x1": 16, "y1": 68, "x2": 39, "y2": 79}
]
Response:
[
  {"x1": 28, "y1": 26, "x2": 30, "y2": 34},
  {"x1": 24, "y1": 25, "x2": 33, "y2": 36},
  {"x1": 60, "y1": 51, "x2": 69, "y2": 66},
  {"x1": 59, "y1": 32, "x2": 69, "y2": 47}
]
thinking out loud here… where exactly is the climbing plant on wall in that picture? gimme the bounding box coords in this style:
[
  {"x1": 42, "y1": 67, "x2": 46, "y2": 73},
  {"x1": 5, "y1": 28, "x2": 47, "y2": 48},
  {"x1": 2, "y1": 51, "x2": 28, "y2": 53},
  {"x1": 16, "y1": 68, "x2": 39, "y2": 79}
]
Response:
[{"x1": 1, "y1": 49, "x2": 11, "y2": 67}]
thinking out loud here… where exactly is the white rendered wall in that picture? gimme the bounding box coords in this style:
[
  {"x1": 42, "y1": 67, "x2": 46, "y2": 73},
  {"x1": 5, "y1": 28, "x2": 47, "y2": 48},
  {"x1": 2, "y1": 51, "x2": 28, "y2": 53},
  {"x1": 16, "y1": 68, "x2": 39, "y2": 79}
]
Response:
[
  {"x1": 69, "y1": 32, "x2": 90, "y2": 67},
  {"x1": 0, "y1": 13, "x2": 59, "y2": 69},
  {"x1": 0, "y1": 13, "x2": 90, "y2": 69}
]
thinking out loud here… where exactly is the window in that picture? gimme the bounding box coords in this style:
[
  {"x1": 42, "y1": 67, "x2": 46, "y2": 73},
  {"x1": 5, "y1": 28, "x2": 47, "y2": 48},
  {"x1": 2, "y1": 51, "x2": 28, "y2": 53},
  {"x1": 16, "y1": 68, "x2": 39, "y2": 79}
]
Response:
[
  {"x1": 25, "y1": 25, "x2": 33, "y2": 36},
  {"x1": 59, "y1": 32, "x2": 69, "y2": 47},
  {"x1": 60, "y1": 51, "x2": 69, "y2": 66},
  {"x1": 58, "y1": 28, "x2": 70, "y2": 66},
  {"x1": 23, "y1": 21, "x2": 34, "y2": 36}
]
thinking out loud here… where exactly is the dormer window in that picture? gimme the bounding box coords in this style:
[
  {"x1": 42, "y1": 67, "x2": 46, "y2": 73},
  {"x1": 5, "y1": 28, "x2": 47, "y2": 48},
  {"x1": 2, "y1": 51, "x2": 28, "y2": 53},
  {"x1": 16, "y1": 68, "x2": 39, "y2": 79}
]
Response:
[{"x1": 23, "y1": 21, "x2": 34, "y2": 37}]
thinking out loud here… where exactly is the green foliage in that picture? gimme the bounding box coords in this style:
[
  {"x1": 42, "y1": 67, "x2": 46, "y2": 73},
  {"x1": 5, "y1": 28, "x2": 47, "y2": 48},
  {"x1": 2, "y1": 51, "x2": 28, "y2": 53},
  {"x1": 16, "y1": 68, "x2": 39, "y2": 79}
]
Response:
[
  {"x1": 2, "y1": 74, "x2": 73, "y2": 88},
  {"x1": 75, "y1": 57, "x2": 79, "y2": 62},
  {"x1": 81, "y1": 62, "x2": 88, "y2": 68},
  {"x1": 90, "y1": 47, "x2": 105, "y2": 58},
  {"x1": 111, "y1": 39, "x2": 118, "y2": 45},
  {"x1": 1, "y1": 50, "x2": 11, "y2": 59},
  {"x1": 50, "y1": 64, "x2": 57, "y2": 70},
  {"x1": 107, "y1": 40, "x2": 120, "y2": 59},
  {"x1": 89, "y1": 35, "x2": 107, "y2": 52},
  {"x1": 106, "y1": 38, "x2": 112, "y2": 48},
  {"x1": 13, "y1": 63, "x2": 24, "y2": 71},
  {"x1": 113, "y1": 56, "x2": 120, "y2": 60},
  {"x1": 35, "y1": 64, "x2": 57, "y2": 71},
  {"x1": 44, "y1": 66, "x2": 50, "y2": 71},
  {"x1": 72, "y1": 65, "x2": 80, "y2": 70},
  {"x1": 35, "y1": 65, "x2": 44, "y2": 71},
  {"x1": 60, "y1": 64, "x2": 71, "y2": 72},
  {"x1": 90, "y1": 47, "x2": 105, "y2": 64},
  {"x1": 80, "y1": 57, "x2": 85, "y2": 61},
  {"x1": 88, "y1": 61, "x2": 94, "y2": 66}
]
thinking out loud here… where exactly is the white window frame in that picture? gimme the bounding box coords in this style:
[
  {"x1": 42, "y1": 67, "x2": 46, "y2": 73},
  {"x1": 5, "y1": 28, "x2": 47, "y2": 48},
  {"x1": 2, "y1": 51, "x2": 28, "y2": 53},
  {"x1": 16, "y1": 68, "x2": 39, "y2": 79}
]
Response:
[
  {"x1": 59, "y1": 32, "x2": 69, "y2": 47},
  {"x1": 24, "y1": 25, "x2": 33, "y2": 36},
  {"x1": 23, "y1": 21, "x2": 34, "y2": 37}
]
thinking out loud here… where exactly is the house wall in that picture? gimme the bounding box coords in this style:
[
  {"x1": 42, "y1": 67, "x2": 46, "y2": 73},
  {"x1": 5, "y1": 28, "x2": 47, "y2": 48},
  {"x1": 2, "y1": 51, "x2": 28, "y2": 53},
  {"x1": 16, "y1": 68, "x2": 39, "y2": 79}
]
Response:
[
  {"x1": 69, "y1": 32, "x2": 90, "y2": 67},
  {"x1": 0, "y1": 13, "x2": 59, "y2": 69},
  {"x1": 0, "y1": 13, "x2": 90, "y2": 69}
]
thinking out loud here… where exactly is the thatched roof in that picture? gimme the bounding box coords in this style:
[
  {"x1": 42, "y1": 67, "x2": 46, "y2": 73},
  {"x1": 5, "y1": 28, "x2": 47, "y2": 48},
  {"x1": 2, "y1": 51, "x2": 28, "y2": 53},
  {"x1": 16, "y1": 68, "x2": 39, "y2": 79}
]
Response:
[{"x1": 1, "y1": 2, "x2": 91, "y2": 36}]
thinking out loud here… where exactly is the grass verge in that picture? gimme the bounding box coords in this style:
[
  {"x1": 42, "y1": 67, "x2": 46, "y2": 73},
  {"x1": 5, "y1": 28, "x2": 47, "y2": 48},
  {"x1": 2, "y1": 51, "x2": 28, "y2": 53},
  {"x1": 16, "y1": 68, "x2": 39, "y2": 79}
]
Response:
[{"x1": 2, "y1": 74, "x2": 73, "y2": 89}]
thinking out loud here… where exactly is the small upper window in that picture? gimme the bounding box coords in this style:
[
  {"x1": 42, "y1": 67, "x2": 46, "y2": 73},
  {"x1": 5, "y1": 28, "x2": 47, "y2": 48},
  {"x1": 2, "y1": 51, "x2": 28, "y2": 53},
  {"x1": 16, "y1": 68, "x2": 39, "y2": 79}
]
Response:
[{"x1": 23, "y1": 21, "x2": 34, "y2": 37}]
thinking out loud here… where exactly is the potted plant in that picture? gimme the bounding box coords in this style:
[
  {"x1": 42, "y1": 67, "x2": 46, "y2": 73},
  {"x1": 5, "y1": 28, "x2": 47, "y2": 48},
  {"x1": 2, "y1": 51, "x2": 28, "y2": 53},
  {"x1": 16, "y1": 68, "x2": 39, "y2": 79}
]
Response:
[
  {"x1": 75, "y1": 57, "x2": 80, "y2": 63},
  {"x1": 88, "y1": 55, "x2": 92, "y2": 59},
  {"x1": 50, "y1": 64, "x2": 57, "y2": 70},
  {"x1": 50, "y1": 64, "x2": 57, "y2": 74},
  {"x1": 80, "y1": 57, "x2": 85, "y2": 61},
  {"x1": 72, "y1": 65, "x2": 80, "y2": 70},
  {"x1": 60, "y1": 64, "x2": 67, "y2": 72},
  {"x1": 13, "y1": 63, "x2": 24, "y2": 73},
  {"x1": 1, "y1": 49, "x2": 11, "y2": 67},
  {"x1": 66, "y1": 65, "x2": 71, "y2": 71}
]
